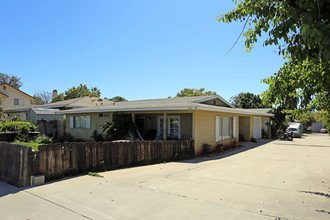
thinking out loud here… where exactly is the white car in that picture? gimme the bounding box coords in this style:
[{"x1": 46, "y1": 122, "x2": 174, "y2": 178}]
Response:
[{"x1": 320, "y1": 128, "x2": 328, "y2": 133}]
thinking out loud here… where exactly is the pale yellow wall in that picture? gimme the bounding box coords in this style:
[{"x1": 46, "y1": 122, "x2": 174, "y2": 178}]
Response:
[
  {"x1": 0, "y1": 85, "x2": 32, "y2": 111},
  {"x1": 66, "y1": 112, "x2": 112, "y2": 140},
  {"x1": 193, "y1": 110, "x2": 239, "y2": 155}
]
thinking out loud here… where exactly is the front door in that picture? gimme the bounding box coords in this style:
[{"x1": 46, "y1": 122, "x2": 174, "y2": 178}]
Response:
[{"x1": 254, "y1": 117, "x2": 261, "y2": 139}]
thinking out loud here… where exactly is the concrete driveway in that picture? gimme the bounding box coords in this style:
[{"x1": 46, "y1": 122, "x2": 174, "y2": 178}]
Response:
[{"x1": 1, "y1": 134, "x2": 329, "y2": 220}]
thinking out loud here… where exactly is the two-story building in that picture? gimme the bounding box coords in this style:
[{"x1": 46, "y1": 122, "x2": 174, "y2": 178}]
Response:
[{"x1": 0, "y1": 84, "x2": 34, "y2": 120}]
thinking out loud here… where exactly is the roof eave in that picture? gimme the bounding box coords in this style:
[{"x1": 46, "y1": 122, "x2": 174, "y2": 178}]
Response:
[{"x1": 56, "y1": 107, "x2": 194, "y2": 115}]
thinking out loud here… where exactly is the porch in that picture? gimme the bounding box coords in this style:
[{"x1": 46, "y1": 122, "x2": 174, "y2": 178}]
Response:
[{"x1": 132, "y1": 113, "x2": 193, "y2": 141}]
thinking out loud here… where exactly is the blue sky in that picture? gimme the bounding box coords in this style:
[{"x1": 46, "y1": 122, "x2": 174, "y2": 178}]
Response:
[{"x1": 0, "y1": 0, "x2": 284, "y2": 101}]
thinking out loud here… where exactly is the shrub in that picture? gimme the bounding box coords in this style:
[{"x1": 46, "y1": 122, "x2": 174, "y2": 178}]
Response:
[
  {"x1": 0, "y1": 121, "x2": 38, "y2": 142},
  {"x1": 101, "y1": 114, "x2": 135, "y2": 141},
  {"x1": 91, "y1": 130, "x2": 104, "y2": 142},
  {"x1": 35, "y1": 135, "x2": 53, "y2": 144}
]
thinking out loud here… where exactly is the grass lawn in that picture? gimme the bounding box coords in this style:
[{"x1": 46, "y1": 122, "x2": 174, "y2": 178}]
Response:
[{"x1": 14, "y1": 142, "x2": 43, "y2": 151}]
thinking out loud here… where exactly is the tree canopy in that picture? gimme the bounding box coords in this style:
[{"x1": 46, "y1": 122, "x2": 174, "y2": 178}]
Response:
[
  {"x1": 52, "y1": 84, "x2": 101, "y2": 102},
  {"x1": 110, "y1": 96, "x2": 127, "y2": 102},
  {"x1": 218, "y1": 0, "x2": 330, "y2": 130},
  {"x1": 175, "y1": 88, "x2": 217, "y2": 97},
  {"x1": 230, "y1": 92, "x2": 270, "y2": 109},
  {"x1": 0, "y1": 73, "x2": 23, "y2": 89}
]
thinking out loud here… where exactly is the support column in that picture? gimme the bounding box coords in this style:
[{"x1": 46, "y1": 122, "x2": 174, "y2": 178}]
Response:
[
  {"x1": 132, "y1": 113, "x2": 136, "y2": 139},
  {"x1": 163, "y1": 113, "x2": 167, "y2": 140}
]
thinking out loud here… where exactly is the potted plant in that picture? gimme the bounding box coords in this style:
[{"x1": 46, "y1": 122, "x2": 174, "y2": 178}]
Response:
[
  {"x1": 216, "y1": 143, "x2": 223, "y2": 152},
  {"x1": 203, "y1": 143, "x2": 211, "y2": 154}
]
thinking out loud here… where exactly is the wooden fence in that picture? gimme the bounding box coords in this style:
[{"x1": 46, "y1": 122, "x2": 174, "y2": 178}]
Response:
[
  {"x1": 0, "y1": 142, "x2": 32, "y2": 187},
  {"x1": 0, "y1": 140, "x2": 194, "y2": 186}
]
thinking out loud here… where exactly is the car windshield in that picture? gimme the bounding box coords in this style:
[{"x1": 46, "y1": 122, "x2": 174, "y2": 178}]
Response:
[{"x1": 287, "y1": 128, "x2": 297, "y2": 132}]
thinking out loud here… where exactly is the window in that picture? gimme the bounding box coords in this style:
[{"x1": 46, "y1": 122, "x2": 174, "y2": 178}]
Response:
[
  {"x1": 70, "y1": 116, "x2": 91, "y2": 128},
  {"x1": 99, "y1": 113, "x2": 109, "y2": 117},
  {"x1": 157, "y1": 116, "x2": 180, "y2": 139},
  {"x1": 14, "y1": 98, "x2": 24, "y2": 106},
  {"x1": 3, "y1": 86, "x2": 6, "y2": 90},
  {"x1": 215, "y1": 116, "x2": 235, "y2": 141}
]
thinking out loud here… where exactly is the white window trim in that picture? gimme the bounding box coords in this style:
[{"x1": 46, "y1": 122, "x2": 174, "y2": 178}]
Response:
[
  {"x1": 215, "y1": 116, "x2": 234, "y2": 141},
  {"x1": 70, "y1": 116, "x2": 91, "y2": 129},
  {"x1": 157, "y1": 115, "x2": 181, "y2": 139}
]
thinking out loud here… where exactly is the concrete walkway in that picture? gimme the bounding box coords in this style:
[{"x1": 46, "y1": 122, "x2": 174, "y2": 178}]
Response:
[{"x1": 0, "y1": 134, "x2": 329, "y2": 219}]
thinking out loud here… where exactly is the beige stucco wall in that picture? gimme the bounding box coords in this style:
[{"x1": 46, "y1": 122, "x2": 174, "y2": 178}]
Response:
[
  {"x1": 193, "y1": 110, "x2": 239, "y2": 156},
  {"x1": 66, "y1": 112, "x2": 112, "y2": 140},
  {"x1": 0, "y1": 85, "x2": 32, "y2": 111}
]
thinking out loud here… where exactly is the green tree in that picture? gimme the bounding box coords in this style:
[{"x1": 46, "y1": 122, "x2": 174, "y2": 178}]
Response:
[
  {"x1": 175, "y1": 88, "x2": 217, "y2": 97},
  {"x1": 229, "y1": 92, "x2": 270, "y2": 108},
  {"x1": 31, "y1": 95, "x2": 44, "y2": 105},
  {"x1": 52, "y1": 84, "x2": 101, "y2": 102},
  {"x1": 52, "y1": 93, "x2": 65, "y2": 102},
  {"x1": 218, "y1": 0, "x2": 330, "y2": 130},
  {"x1": 0, "y1": 73, "x2": 23, "y2": 89},
  {"x1": 110, "y1": 96, "x2": 127, "y2": 102},
  {"x1": 296, "y1": 112, "x2": 315, "y2": 131}
]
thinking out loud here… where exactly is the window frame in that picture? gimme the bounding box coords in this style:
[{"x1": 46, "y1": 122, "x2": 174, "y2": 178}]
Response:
[
  {"x1": 215, "y1": 116, "x2": 235, "y2": 141},
  {"x1": 14, "y1": 98, "x2": 24, "y2": 106},
  {"x1": 157, "y1": 115, "x2": 181, "y2": 139},
  {"x1": 70, "y1": 116, "x2": 91, "y2": 129}
]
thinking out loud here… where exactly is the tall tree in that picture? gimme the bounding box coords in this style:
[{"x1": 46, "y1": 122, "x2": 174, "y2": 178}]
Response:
[
  {"x1": 0, "y1": 73, "x2": 23, "y2": 89},
  {"x1": 110, "y1": 96, "x2": 127, "y2": 102},
  {"x1": 175, "y1": 88, "x2": 217, "y2": 97},
  {"x1": 230, "y1": 92, "x2": 270, "y2": 109},
  {"x1": 52, "y1": 84, "x2": 101, "y2": 102},
  {"x1": 218, "y1": 0, "x2": 330, "y2": 130}
]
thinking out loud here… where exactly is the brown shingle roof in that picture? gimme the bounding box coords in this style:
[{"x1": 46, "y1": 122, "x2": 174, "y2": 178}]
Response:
[
  {"x1": 35, "y1": 96, "x2": 113, "y2": 108},
  {"x1": 59, "y1": 96, "x2": 274, "y2": 117}
]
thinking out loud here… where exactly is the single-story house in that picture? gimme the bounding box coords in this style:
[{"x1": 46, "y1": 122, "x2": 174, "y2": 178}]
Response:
[{"x1": 59, "y1": 95, "x2": 274, "y2": 156}]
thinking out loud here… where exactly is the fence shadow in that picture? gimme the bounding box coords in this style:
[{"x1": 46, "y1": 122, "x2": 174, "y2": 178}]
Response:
[
  {"x1": 0, "y1": 181, "x2": 21, "y2": 197},
  {"x1": 179, "y1": 139, "x2": 274, "y2": 164}
]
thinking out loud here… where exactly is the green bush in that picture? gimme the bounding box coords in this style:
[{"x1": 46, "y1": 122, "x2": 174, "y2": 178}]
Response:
[
  {"x1": 35, "y1": 135, "x2": 53, "y2": 144},
  {"x1": 91, "y1": 130, "x2": 104, "y2": 142},
  {"x1": 0, "y1": 121, "x2": 38, "y2": 142}
]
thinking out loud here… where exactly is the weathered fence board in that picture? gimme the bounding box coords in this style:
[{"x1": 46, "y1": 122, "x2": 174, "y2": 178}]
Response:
[
  {"x1": 0, "y1": 142, "x2": 31, "y2": 187},
  {"x1": 0, "y1": 140, "x2": 194, "y2": 186}
]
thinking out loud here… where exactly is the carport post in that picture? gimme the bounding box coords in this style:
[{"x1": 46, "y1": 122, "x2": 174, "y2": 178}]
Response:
[
  {"x1": 132, "y1": 113, "x2": 136, "y2": 139},
  {"x1": 163, "y1": 113, "x2": 167, "y2": 140}
]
